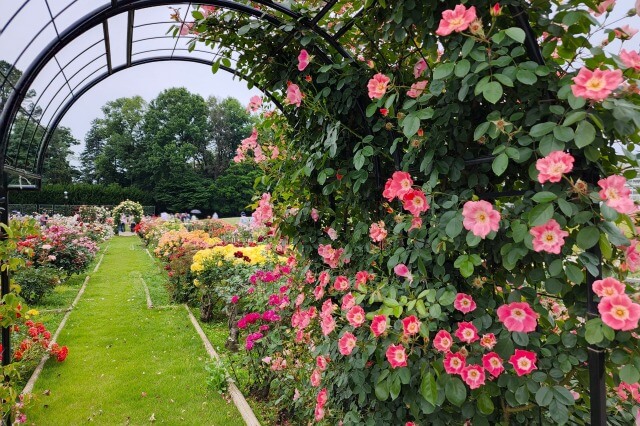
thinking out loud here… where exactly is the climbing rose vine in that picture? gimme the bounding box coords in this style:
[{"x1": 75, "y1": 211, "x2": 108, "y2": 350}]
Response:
[{"x1": 176, "y1": 0, "x2": 640, "y2": 424}]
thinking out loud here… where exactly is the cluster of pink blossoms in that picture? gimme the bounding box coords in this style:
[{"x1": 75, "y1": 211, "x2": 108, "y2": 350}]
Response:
[
  {"x1": 592, "y1": 277, "x2": 640, "y2": 331},
  {"x1": 383, "y1": 171, "x2": 430, "y2": 217},
  {"x1": 246, "y1": 95, "x2": 262, "y2": 112},
  {"x1": 251, "y1": 192, "x2": 274, "y2": 228},
  {"x1": 317, "y1": 244, "x2": 346, "y2": 268},
  {"x1": 616, "y1": 381, "x2": 640, "y2": 403}
]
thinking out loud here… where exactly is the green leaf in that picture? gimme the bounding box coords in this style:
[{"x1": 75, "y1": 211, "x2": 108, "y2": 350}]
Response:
[
  {"x1": 482, "y1": 82, "x2": 503, "y2": 104},
  {"x1": 389, "y1": 377, "x2": 401, "y2": 400},
  {"x1": 536, "y1": 387, "x2": 554, "y2": 407},
  {"x1": 531, "y1": 191, "x2": 557, "y2": 203},
  {"x1": 512, "y1": 332, "x2": 529, "y2": 346},
  {"x1": 366, "y1": 103, "x2": 378, "y2": 117},
  {"x1": 528, "y1": 203, "x2": 554, "y2": 226},
  {"x1": 553, "y1": 386, "x2": 576, "y2": 406},
  {"x1": 563, "y1": 111, "x2": 586, "y2": 126},
  {"x1": 477, "y1": 393, "x2": 495, "y2": 415},
  {"x1": 354, "y1": 152, "x2": 365, "y2": 170},
  {"x1": 492, "y1": 153, "x2": 509, "y2": 176},
  {"x1": 455, "y1": 60, "x2": 471, "y2": 77},
  {"x1": 445, "y1": 217, "x2": 463, "y2": 238},
  {"x1": 576, "y1": 226, "x2": 600, "y2": 250},
  {"x1": 565, "y1": 263, "x2": 584, "y2": 284},
  {"x1": 474, "y1": 122, "x2": 490, "y2": 140},
  {"x1": 445, "y1": 377, "x2": 467, "y2": 407},
  {"x1": 505, "y1": 27, "x2": 526, "y2": 43},
  {"x1": 530, "y1": 122, "x2": 556, "y2": 138},
  {"x1": 620, "y1": 365, "x2": 640, "y2": 384},
  {"x1": 403, "y1": 115, "x2": 421, "y2": 138},
  {"x1": 420, "y1": 372, "x2": 438, "y2": 405},
  {"x1": 584, "y1": 318, "x2": 604, "y2": 344},
  {"x1": 553, "y1": 126, "x2": 575, "y2": 142},
  {"x1": 516, "y1": 69, "x2": 537, "y2": 85},
  {"x1": 433, "y1": 63, "x2": 455, "y2": 80},
  {"x1": 515, "y1": 386, "x2": 529, "y2": 405},
  {"x1": 575, "y1": 121, "x2": 596, "y2": 148},
  {"x1": 375, "y1": 381, "x2": 389, "y2": 400}
]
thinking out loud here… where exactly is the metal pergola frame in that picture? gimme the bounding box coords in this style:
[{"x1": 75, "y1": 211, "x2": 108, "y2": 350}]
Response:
[{"x1": 0, "y1": 2, "x2": 608, "y2": 425}]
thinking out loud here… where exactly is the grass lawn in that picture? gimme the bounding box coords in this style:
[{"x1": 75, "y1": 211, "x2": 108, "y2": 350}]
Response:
[
  {"x1": 220, "y1": 217, "x2": 240, "y2": 225},
  {"x1": 26, "y1": 236, "x2": 243, "y2": 425}
]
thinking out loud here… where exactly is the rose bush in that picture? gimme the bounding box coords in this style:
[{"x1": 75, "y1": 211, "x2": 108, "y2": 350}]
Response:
[{"x1": 173, "y1": 0, "x2": 640, "y2": 424}]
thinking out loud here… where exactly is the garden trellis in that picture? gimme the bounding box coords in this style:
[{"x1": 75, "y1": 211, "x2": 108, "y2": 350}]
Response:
[{"x1": 1, "y1": 1, "x2": 639, "y2": 424}]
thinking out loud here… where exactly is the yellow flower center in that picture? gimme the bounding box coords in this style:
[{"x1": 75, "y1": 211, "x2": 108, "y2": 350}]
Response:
[
  {"x1": 450, "y1": 17, "x2": 464, "y2": 28},
  {"x1": 518, "y1": 359, "x2": 531, "y2": 369},
  {"x1": 613, "y1": 306, "x2": 629, "y2": 320},
  {"x1": 586, "y1": 77, "x2": 605, "y2": 91}
]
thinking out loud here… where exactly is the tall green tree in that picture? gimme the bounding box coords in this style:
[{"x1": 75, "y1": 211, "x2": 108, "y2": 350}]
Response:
[
  {"x1": 208, "y1": 162, "x2": 262, "y2": 216},
  {"x1": 79, "y1": 96, "x2": 146, "y2": 184},
  {"x1": 42, "y1": 126, "x2": 80, "y2": 184},
  {"x1": 205, "y1": 96, "x2": 253, "y2": 179}
]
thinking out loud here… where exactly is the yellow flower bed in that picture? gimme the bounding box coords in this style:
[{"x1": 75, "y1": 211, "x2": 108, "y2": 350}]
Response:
[{"x1": 191, "y1": 244, "x2": 284, "y2": 272}]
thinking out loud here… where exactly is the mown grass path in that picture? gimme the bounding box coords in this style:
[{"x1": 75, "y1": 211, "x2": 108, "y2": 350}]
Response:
[{"x1": 26, "y1": 236, "x2": 243, "y2": 425}]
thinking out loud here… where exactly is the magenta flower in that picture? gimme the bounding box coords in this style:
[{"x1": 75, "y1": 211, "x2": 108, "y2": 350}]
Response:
[
  {"x1": 509, "y1": 349, "x2": 537, "y2": 376},
  {"x1": 383, "y1": 171, "x2": 413, "y2": 201},
  {"x1": 454, "y1": 321, "x2": 479, "y2": 343},
  {"x1": 443, "y1": 351, "x2": 466, "y2": 375},
  {"x1": 370, "y1": 315, "x2": 388, "y2": 337},
  {"x1": 346, "y1": 305, "x2": 366, "y2": 328},
  {"x1": 394, "y1": 263, "x2": 413, "y2": 282},
  {"x1": 298, "y1": 49, "x2": 310, "y2": 71},
  {"x1": 385, "y1": 344, "x2": 408, "y2": 368},
  {"x1": 401, "y1": 189, "x2": 430, "y2": 217},
  {"x1": 401, "y1": 315, "x2": 421, "y2": 337},
  {"x1": 482, "y1": 352, "x2": 504, "y2": 377},
  {"x1": 433, "y1": 329, "x2": 453, "y2": 353},
  {"x1": 333, "y1": 275, "x2": 350, "y2": 292},
  {"x1": 338, "y1": 332, "x2": 357, "y2": 355}
]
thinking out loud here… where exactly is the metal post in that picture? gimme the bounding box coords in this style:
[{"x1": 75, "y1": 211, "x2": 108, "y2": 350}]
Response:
[
  {"x1": 0, "y1": 173, "x2": 10, "y2": 367},
  {"x1": 586, "y1": 245, "x2": 606, "y2": 425}
]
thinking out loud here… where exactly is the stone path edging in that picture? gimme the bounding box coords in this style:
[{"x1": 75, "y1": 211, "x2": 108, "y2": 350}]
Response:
[
  {"x1": 184, "y1": 305, "x2": 261, "y2": 426},
  {"x1": 22, "y1": 274, "x2": 91, "y2": 395}
]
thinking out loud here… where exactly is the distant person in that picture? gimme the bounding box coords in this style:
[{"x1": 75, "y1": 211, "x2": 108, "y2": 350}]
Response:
[
  {"x1": 239, "y1": 211, "x2": 250, "y2": 226},
  {"x1": 120, "y1": 214, "x2": 126, "y2": 233},
  {"x1": 39, "y1": 212, "x2": 48, "y2": 227},
  {"x1": 212, "y1": 212, "x2": 219, "y2": 219}
]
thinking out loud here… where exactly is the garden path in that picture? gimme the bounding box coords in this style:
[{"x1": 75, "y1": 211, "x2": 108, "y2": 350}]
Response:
[{"x1": 25, "y1": 236, "x2": 244, "y2": 425}]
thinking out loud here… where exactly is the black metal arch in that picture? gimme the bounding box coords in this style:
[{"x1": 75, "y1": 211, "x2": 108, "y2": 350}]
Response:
[
  {"x1": 0, "y1": 0, "x2": 353, "y2": 184},
  {"x1": 34, "y1": 55, "x2": 284, "y2": 179}
]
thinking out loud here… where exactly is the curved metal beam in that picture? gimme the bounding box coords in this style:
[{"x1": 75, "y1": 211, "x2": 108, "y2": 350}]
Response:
[
  {"x1": 34, "y1": 55, "x2": 283, "y2": 178},
  {"x1": 0, "y1": 0, "x2": 353, "y2": 176}
]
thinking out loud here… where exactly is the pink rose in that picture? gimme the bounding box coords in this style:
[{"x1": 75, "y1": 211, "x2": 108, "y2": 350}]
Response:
[
  {"x1": 535, "y1": 151, "x2": 574, "y2": 184},
  {"x1": 509, "y1": 349, "x2": 537, "y2": 376},
  {"x1": 621, "y1": 49, "x2": 640, "y2": 71},
  {"x1": 298, "y1": 49, "x2": 310, "y2": 71},
  {"x1": 598, "y1": 175, "x2": 635, "y2": 214},
  {"x1": 443, "y1": 351, "x2": 466, "y2": 375},
  {"x1": 433, "y1": 330, "x2": 453, "y2": 352},
  {"x1": 482, "y1": 352, "x2": 505, "y2": 377},
  {"x1": 462, "y1": 364, "x2": 486, "y2": 389},
  {"x1": 462, "y1": 200, "x2": 501, "y2": 238},
  {"x1": 571, "y1": 68, "x2": 623, "y2": 102},
  {"x1": 367, "y1": 73, "x2": 391, "y2": 99},
  {"x1": 401, "y1": 189, "x2": 430, "y2": 217},
  {"x1": 590, "y1": 0, "x2": 615, "y2": 16},
  {"x1": 530, "y1": 219, "x2": 569, "y2": 255},
  {"x1": 598, "y1": 294, "x2": 640, "y2": 331},
  {"x1": 386, "y1": 344, "x2": 408, "y2": 368},
  {"x1": 383, "y1": 171, "x2": 413, "y2": 201},
  {"x1": 369, "y1": 221, "x2": 388, "y2": 242},
  {"x1": 497, "y1": 301, "x2": 539, "y2": 333},
  {"x1": 407, "y1": 81, "x2": 428, "y2": 98},
  {"x1": 401, "y1": 315, "x2": 421, "y2": 337},
  {"x1": 592, "y1": 277, "x2": 626, "y2": 298},
  {"x1": 413, "y1": 58, "x2": 427, "y2": 78},
  {"x1": 435, "y1": 5, "x2": 477, "y2": 36},
  {"x1": 286, "y1": 82, "x2": 303, "y2": 107},
  {"x1": 338, "y1": 332, "x2": 357, "y2": 355},
  {"x1": 454, "y1": 321, "x2": 479, "y2": 344},
  {"x1": 453, "y1": 293, "x2": 476, "y2": 314},
  {"x1": 370, "y1": 315, "x2": 388, "y2": 337},
  {"x1": 346, "y1": 305, "x2": 366, "y2": 328},
  {"x1": 394, "y1": 263, "x2": 413, "y2": 282}
]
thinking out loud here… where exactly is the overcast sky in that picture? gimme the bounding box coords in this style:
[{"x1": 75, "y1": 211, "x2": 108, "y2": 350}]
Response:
[{"x1": 0, "y1": 1, "x2": 639, "y2": 164}]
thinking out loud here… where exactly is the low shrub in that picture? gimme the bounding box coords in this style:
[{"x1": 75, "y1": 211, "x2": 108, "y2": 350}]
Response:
[{"x1": 12, "y1": 266, "x2": 61, "y2": 304}]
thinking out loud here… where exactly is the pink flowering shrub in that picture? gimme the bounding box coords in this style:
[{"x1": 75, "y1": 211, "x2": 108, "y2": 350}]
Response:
[{"x1": 182, "y1": 0, "x2": 640, "y2": 424}]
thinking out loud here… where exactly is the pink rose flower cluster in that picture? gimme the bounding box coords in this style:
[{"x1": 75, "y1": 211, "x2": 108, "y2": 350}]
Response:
[
  {"x1": 592, "y1": 277, "x2": 640, "y2": 331},
  {"x1": 383, "y1": 171, "x2": 430, "y2": 217},
  {"x1": 251, "y1": 192, "x2": 274, "y2": 228},
  {"x1": 317, "y1": 244, "x2": 346, "y2": 268},
  {"x1": 571, "y1": 67, "x2": 623, "y2": 102},
  {"x1": 246, "y1": 95, "x2": 262, "y2": 112}
]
